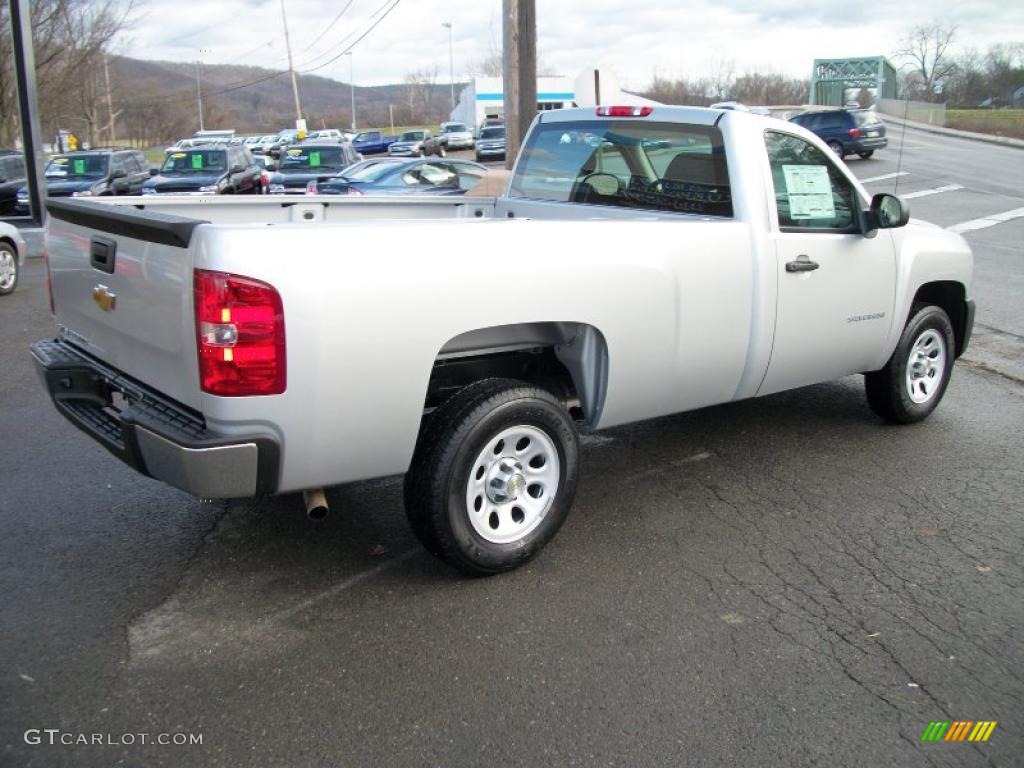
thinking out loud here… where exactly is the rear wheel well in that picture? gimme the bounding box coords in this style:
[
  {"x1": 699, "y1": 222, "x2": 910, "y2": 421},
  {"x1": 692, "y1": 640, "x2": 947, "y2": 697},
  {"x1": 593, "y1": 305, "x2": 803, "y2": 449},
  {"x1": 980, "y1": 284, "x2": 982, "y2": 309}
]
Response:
[
  {"x1": 426, "y1": 323, "x2": 609, "y2": 425},
  {"x1": 912, "y1": 281, "x2": 968, "y2": 356}
]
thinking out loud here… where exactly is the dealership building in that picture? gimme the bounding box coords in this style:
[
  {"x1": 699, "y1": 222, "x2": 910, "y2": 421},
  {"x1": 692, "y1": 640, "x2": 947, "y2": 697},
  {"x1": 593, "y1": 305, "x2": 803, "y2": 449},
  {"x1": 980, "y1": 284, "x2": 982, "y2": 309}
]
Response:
[{"x1": 449, "y1": 70, "x2": 661, "y2": 127}]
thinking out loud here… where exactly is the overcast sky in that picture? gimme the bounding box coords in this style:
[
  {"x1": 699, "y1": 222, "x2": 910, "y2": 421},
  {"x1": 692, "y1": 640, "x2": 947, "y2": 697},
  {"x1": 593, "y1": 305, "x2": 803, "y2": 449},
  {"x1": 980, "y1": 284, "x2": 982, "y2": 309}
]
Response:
[{"x1": 122, "y1": 0, "x2": 1024, "y2": 89}]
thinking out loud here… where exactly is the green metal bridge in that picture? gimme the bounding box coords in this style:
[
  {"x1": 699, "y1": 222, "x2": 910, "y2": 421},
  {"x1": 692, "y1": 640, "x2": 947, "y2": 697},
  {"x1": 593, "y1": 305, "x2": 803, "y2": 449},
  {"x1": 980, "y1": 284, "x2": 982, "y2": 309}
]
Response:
[{"x1": 809, "y1": 57, "x2": 898, "y2": 105}]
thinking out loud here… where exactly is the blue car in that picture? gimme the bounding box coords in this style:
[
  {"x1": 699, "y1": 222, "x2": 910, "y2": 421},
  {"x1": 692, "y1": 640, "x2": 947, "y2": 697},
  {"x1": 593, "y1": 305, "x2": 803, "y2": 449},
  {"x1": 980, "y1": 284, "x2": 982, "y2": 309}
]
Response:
[
  {"x1": 788, "y1": 109, "x2": 888, "y2": 160},
  {"x1": 313, "y1": 158, "x2": 488, "y2": 196}
]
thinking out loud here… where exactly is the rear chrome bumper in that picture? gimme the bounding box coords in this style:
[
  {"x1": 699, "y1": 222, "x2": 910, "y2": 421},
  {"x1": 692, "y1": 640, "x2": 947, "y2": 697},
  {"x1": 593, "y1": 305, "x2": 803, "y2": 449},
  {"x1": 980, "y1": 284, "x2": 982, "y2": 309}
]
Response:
[{"x1": 31, "y1": 339, "x2": 279, "y2": 498}]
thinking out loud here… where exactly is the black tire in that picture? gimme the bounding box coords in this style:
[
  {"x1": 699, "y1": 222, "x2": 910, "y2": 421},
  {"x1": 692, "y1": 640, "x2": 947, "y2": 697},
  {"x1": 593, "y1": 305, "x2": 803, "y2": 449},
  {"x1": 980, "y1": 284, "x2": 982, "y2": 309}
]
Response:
[
  {"x1": 475, "y1": 154, "x2": 483, "y2": 162},
  {"x1": 404, "y1": 378, "x2": 579, "y2": 576},
  {"x1": 858, "y1": 150, "x2": 874, "y2": 159},
  {"x1": 865, "y1": 304, "x2": 955, "y2": 424},
  {"x1": 0, "y1": 242, "x2": 18, "y2": 296},
  {"x1": 828, "y1": 140, "x2": 845, "y2": 159}
]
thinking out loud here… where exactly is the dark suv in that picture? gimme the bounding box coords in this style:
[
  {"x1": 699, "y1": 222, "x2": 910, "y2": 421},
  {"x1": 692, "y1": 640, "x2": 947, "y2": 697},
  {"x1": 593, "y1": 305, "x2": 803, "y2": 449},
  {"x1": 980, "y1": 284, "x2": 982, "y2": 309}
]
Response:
[
  {"x1": 0, "y1": 151, "x2": 27, "y2": 215},
  {"x1": 15, "y1": 148, "x2": 150, "y2": 214},
  {"x1": 788, "y1": 109, "x2": 887, "y2": 160},
  {"x1": 143, "y1": 144, "x2": 261, "y2": 195}
]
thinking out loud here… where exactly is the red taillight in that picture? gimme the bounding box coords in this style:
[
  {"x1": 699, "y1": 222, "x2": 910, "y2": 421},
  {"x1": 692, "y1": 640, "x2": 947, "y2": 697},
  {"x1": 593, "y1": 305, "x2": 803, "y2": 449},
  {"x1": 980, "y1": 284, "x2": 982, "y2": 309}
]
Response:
[
  {"x1": 347, "y1": 186, "x2": 363, "y2": 196},
  {"x1": 848, "y1": 127, "x2": 861, "y2": 139},
  {"x1": 305, "y1": 180, "x2": 318, "y2": 194},
  {"x1": 596, "y1": 106, "x2": 653, "y2": 117},
  {"x1": 193, "y1": 269, "x2": 285, "y2": 396}
]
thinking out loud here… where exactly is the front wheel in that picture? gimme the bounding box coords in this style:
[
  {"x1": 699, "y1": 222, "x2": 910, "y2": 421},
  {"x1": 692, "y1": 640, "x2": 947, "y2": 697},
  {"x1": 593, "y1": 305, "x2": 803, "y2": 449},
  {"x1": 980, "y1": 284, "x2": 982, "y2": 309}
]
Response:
[
  {"x1": 404, "y1": 378, "x2": 579, "y2": 576},
  {"x1": 858, "y1": 150, "x2": 874, "y2": 159},
  {"x1": 0, "y1": 242, "x2": 18, "y2": 295},
  {"x1": 828, "y1": 140, "x2": 845, "y2": 159},
  {"x1": 865, "y1": 304, "x2": 955, "y2": 423}
]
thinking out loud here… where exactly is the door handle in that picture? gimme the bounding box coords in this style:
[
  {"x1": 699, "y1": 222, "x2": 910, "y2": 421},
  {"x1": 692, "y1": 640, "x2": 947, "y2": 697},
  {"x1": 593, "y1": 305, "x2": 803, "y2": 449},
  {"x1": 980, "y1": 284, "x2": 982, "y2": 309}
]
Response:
[{"x1": 785, "y1": 257, "x2": 820, "y2": 273}]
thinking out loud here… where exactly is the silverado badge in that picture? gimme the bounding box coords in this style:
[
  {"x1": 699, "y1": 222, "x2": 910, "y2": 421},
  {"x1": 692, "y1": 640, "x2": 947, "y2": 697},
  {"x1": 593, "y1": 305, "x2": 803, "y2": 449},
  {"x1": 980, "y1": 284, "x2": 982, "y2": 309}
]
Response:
[{"x1": 92, "y1": 284, "x2": 116, "y2": 312}]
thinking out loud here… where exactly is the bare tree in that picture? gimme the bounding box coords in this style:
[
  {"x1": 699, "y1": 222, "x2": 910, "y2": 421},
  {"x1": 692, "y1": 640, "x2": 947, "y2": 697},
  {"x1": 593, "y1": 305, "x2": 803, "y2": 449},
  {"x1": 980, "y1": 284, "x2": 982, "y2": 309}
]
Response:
[
  {"x1": 0, "y1": 0, "x2": 136, "y2": 147},
  {"x1": 896, "y1": 23, "x2": 958, "y2": 101}
]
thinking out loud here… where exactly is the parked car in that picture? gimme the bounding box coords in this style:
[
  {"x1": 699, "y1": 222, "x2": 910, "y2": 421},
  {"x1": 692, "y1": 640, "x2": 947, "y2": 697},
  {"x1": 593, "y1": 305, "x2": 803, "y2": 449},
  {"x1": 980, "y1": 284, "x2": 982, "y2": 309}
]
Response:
[
  {"x1": 268, "y1": 129, "x2": 301, "y2": 157},
  {"x1": 788, "y1": 109, "x2": 888, "y2": 160},
  {"x1": 252, "y1": 153, "x2": 278, "y2": 194},
  {"x1": 0, "y1": 150, "x2": 27, "y2": 215},
  {"x1": 14, "y1": 148, "x2": 150, "y2": 214},
  {"x1": 475, "y1": 125, "x2": 506, "y2": 161},
  {"x1": 351, "y1": 130, "x2": 397, "y2": 155},
  {"x1": 314, "y1": 157, "x2": 488, "y2": 195},
  {"x1": 266, "y1": 141, "x2": 361, "y2": 194},
  {"x1": 439, "y1": 122, "x2": 475, "y2": 150},
  {"x1": 142, "y1": 144, "x2": 261, "y2": 195},
  {"x1": 0, "y1": 220, "x2": 27, "y2": 295},
  {"x1": 33, "y1": 105, "x2": 974, "y2": 576},
  {"x1": 389, "y1": 129, "x2": 445, "y2": 157},
  {"x1": 250, "y1": 135, "x2": 277, "y2": 154},
  {"x1": 305, "y1": 129, "x2": 347, "y2": 142}
]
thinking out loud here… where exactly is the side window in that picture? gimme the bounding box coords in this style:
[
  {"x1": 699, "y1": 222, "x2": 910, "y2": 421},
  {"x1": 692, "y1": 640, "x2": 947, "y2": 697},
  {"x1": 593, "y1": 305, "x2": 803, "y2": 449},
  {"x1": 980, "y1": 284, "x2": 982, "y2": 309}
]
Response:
[
  {"x1": 764, "y1": 131, "x2": 859, "y2": 232},
  {"x1": 111, "y1": 154, "x2": 126, "y2": 176}
]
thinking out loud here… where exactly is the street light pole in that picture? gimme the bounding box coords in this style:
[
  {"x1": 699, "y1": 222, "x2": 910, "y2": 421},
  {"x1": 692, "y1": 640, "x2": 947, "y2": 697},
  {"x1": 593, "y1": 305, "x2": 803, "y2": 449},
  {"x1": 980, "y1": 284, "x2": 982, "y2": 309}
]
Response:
[
  {"x1": 442, "y1": 22, "x2": 455, "y2": 115},
  {"x1": 345, "y1": 52, "x2": 356, "y2": 130},
  {"x1": 194, "y1": 60, "x2": 204, "y2": 131}
]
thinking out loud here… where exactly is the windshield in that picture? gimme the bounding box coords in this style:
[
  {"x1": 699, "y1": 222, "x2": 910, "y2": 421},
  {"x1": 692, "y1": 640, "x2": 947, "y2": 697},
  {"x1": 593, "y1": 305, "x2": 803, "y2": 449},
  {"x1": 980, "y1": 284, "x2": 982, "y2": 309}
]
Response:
[
  {"x1": 344, "y1": 161, "x2": 401, "y2": 182},
  {"x1": 161, "y1": 150, "x2": 227, "y2": 174},
  {"x1": 45, "y1": 155, "x2": 109, "y2": 179},
  {"x1": 443, "y1": 124, "x2": 468, "y2": 133},
  {"x1": 400, "y1": 131, "x2": 426, "y2": 141},
  {"x1": 479, "y1": 127, "x2": 505, "y2": 140},
  {"x1": 280, "y1": 146, "x2": 348, "y2": 171}
]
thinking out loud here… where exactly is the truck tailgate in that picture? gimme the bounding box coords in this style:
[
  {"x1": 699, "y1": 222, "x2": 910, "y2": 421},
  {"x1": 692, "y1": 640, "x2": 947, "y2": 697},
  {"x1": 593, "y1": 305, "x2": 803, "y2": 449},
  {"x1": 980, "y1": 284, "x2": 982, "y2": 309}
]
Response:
[{"x1": 45, "y1": 199, "x2": 205, "y2": 411}]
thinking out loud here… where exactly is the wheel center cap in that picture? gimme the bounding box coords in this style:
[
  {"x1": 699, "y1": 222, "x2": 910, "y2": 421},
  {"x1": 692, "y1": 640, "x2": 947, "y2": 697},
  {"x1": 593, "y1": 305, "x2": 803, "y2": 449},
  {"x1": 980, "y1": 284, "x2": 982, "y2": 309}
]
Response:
[{"x1": 485, "y1": 458, "x2": 525, "y2": 504}]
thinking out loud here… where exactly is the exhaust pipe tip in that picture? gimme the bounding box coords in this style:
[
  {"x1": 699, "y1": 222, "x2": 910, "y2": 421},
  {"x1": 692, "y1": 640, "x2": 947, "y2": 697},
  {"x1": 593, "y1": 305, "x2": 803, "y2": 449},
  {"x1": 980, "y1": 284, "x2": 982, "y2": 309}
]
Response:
[{"x1": 303, "y1": 488, "x2": 329, "y2": 521}]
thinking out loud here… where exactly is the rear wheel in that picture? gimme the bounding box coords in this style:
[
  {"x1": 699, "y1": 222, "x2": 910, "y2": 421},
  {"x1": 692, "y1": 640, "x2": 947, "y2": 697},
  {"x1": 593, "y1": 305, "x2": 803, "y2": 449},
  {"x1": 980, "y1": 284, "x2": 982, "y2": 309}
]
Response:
[
  {"x1": 0, "y1": 242, "x2": 17, "y2": 295},
  {"x1": 858, "y1": 150, "x2": 874, "y2": 159},
  {"x1": 828, "y1": 140, "x2": 845, "y2": 159},
  {"x1": 865, "y1": 304, "x2": 955, "y2": 423},
  {"x1": 404, "y1": 378, "x2": 579, "y2": 576}
]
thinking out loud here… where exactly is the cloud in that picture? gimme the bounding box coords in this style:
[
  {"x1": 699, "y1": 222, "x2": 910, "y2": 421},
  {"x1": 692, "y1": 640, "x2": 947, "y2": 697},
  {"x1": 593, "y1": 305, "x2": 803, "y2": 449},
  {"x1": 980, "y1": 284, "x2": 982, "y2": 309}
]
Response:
[{"x1": 123, "y1": 0, "x2": 1024, "y2": 89}]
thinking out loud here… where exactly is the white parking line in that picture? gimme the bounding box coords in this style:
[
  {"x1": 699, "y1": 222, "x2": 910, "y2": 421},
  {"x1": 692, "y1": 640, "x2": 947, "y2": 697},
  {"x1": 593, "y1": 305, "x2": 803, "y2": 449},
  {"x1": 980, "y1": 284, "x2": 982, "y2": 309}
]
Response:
[
  {"x1": 900, "y1": 184, "x2": 964, "y2": 199},
  {"x1": 948, "y1": 207, "x2": 1024, "y2": 234},
  {"x1": 859, "y1": 172, "x2": 909, "y2": 183}
]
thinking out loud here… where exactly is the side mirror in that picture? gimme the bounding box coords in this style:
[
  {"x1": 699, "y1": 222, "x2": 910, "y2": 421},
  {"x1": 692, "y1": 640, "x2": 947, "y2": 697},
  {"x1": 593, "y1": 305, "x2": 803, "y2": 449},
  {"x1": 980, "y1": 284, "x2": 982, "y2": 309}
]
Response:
[
  {"x1": 265, "y1": 163, "x2": 277, "y2": 172},
  {"x1": 230, "y1": 164, "x2": 245, "y2": 174},
  {"x1": 111, "y1": 169, "x2": 127, "y2": 179},
  {"x1": 864, "y1": 193, "x2": 909, "y2": 236},
  {"x1": 149, "y1": 167, "x2": 159, "y2": 176}
]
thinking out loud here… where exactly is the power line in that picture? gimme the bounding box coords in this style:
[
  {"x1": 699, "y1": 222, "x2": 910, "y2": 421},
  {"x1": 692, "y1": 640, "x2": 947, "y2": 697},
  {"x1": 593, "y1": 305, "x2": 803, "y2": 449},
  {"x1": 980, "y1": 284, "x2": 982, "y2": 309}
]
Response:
[
  {"x1": 121, "y1": 0, "x2": 404, "y2": 109},
  {"x1": 300, "y1": 0, "x2": 355, "y2": 53}
]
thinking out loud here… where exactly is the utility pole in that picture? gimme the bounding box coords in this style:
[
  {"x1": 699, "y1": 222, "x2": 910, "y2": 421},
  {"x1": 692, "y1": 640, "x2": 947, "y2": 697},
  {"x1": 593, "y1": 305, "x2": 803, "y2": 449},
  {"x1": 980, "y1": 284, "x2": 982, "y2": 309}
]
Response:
[
  {"x1": 389, "y1": 104, "x2": 395, "y2": 136},
  {"x1": 345, "y1": 51, "x2": 356, "y2": 130},
  {"x1": 280, "y1": 0, "x2": 303, "y2": 124},
  {"x1": 102, "y1": 54, "x2": 118, "y2": 144},
  {"x1": 501, "y1": 0, "x2": 536, "y2": 169},
  {"x1": 442, "y1": 22, "x2": 455, "y2": 115},
  {"x1": 194, "y1": 60, "x2": 204, "y2": 131}
]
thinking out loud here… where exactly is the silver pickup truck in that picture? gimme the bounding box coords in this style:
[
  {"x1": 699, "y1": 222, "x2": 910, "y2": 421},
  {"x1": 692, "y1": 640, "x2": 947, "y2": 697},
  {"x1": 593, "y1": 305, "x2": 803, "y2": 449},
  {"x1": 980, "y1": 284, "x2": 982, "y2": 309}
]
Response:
[{"x1": 32, "y1": 106, "x2": 974, "y2": 575}]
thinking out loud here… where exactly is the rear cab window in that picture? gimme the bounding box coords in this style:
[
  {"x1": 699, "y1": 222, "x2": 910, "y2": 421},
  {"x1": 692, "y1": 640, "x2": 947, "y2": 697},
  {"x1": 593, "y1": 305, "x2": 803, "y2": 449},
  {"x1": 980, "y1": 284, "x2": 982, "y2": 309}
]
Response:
[{"x1": 509, "y1": 120, "x2": 732, "y2": 217}]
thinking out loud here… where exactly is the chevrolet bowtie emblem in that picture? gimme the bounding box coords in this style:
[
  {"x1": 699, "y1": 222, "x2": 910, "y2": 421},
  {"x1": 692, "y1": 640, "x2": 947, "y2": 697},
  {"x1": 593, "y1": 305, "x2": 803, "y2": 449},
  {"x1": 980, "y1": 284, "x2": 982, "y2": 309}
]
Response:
[{"x1": 92, "y1": 284, "x2": 116, "y2": 312}]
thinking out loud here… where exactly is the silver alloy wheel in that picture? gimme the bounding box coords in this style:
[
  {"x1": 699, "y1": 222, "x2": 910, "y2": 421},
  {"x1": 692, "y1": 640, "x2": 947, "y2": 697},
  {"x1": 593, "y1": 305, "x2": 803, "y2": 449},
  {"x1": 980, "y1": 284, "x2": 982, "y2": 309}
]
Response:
[
  {"x1": 905, "y1": 328, "x2": 946, "y2": 404},
  {"x1": 464, "y1": 424, "x2": 560, "y2": 544},
  {"x1": 0, "y1": 248, "x2": 15, "y2": 291}
]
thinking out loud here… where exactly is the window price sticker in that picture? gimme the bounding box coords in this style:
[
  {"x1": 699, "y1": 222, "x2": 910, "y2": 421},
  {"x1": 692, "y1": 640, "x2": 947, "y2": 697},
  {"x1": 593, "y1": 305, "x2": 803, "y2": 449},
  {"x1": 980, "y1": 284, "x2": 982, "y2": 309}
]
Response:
[{"x1": 783, "y1": 164, "x2": 835, "y2": 219}]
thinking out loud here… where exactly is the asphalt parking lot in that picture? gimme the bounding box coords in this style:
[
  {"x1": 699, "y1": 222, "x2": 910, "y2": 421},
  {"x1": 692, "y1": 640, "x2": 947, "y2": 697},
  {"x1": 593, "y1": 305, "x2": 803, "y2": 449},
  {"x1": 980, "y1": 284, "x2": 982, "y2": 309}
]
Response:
[{"x1": 1, "y1": 126, "x2": 1022, "y2": 767}]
